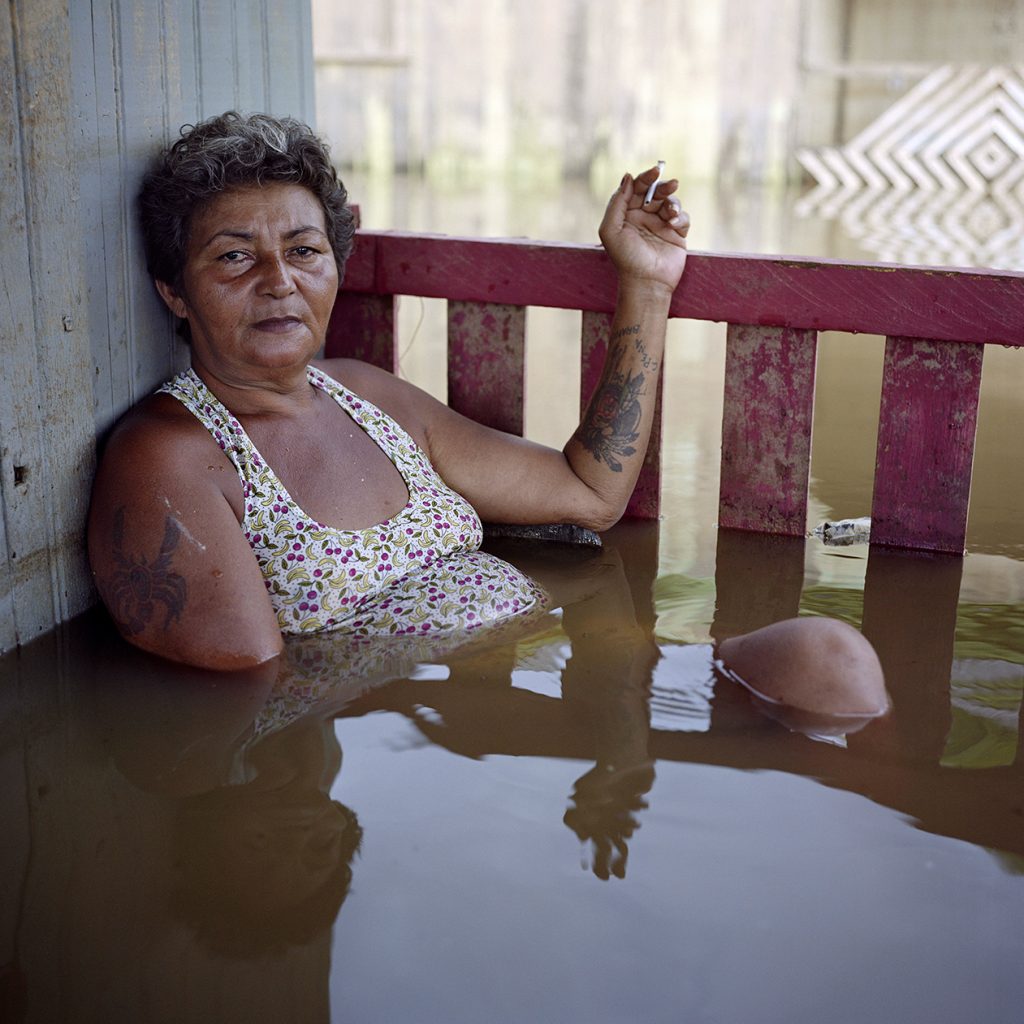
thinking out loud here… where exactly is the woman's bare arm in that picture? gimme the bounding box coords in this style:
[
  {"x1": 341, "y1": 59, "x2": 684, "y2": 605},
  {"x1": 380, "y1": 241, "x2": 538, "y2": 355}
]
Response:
[
  {"x1": 88, "y1": 402, "x2": 284, "y2": 670},
  {"x1": 333, "y1": 166, "x2": 689, "y2": 531}
]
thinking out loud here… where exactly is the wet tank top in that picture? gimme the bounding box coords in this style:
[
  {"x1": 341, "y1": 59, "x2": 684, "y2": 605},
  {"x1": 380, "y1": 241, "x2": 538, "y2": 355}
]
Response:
[{"x1": 157, "y1": 365, "x2": 546, "y2": 637}]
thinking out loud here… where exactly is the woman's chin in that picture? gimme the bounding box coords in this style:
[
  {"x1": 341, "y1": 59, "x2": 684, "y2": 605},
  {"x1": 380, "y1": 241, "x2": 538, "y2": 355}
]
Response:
[{"x1": 242, "y1": 334, "x2": 321, "y2": 368}]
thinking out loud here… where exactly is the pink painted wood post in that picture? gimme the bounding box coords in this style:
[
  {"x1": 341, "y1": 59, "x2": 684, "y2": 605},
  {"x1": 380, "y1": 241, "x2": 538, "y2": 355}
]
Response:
[
  {"x1": 447, "y1": 300, "x2": 526, "y2": 436},
  {"x1": 870, "y1": 336, "x2": 984, "y2": 554},
  {"x1": 718, "y1": 323, "x2": 818, "y2": 535},
  {"x1": 580, "y1": 309, "x2": 662, "y2": 519},
  {"x1": 324, "y1": 292, "x2": 399, "y2": 372}
]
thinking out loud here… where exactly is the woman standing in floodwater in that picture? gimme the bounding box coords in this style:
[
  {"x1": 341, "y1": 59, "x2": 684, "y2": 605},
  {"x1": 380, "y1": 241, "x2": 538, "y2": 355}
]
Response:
[
  {"x1": 87, "y1": 112, "x2": 886, "y2": 725},
  {"x1": 88, "y1": 111, "x2": 689, "y2": 669}
]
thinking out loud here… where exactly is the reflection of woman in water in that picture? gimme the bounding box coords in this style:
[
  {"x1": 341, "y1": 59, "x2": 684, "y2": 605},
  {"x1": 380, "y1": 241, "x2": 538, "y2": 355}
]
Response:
[
  {"x1": 60, "y1": 529, "x2": 889, "y2": 1024},
  {"x1": 336, "y1": 528, "x2": 889, "y2": 880},
  {"x1": 170, "y1": 714, "x2": 362, "y2": 957}
]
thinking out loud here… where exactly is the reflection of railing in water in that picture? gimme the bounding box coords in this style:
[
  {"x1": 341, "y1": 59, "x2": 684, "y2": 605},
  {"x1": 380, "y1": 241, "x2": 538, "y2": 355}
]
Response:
[
  {"x1": 328, "y1": 231, "x2": 1024, "y2": 555},
  {"x1": 343, "y1": 524, "x2": 1024, "y2": 859},
  {"x1": 6, "y1": 524, "x2": 1021, "y2": 1012}
]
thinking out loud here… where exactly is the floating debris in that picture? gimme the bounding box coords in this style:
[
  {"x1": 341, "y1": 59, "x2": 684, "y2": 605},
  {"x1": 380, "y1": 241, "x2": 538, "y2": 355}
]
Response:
[
  {"x1": 483, "y1": 522, "x2": 603, "y2": 547},
  {"x1": 812, "y1": 517, "x2": 872, "y2": 546}
]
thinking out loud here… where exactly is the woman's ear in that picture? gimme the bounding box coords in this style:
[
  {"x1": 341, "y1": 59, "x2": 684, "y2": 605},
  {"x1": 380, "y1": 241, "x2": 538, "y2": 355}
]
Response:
[{"x1": 155, "y1": 279, "x2": 189, "y2": 320}]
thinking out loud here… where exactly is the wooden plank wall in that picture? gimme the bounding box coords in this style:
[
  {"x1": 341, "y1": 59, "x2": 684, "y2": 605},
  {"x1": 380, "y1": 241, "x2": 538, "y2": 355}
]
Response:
[{"x1": 0, "y1": 0, "x2": 314, "y2": 655}]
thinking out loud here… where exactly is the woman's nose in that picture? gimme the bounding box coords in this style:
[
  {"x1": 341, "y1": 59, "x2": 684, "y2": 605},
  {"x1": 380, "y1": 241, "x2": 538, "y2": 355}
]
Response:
[{"x1": 258, "y1": 254, "x2": 295, "y2": 296}]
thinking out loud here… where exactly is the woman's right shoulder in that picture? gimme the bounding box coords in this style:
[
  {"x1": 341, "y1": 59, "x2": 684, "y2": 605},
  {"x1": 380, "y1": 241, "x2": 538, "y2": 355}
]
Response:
[{"x1": 97, "y1": 391, "x2": 221, "y2": 481}]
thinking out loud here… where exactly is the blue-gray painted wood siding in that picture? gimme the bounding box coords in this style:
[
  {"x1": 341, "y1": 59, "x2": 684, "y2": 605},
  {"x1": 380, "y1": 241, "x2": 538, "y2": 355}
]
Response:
[{"x1": 1, "y1": 0, "x2": 314, "y2": 654}]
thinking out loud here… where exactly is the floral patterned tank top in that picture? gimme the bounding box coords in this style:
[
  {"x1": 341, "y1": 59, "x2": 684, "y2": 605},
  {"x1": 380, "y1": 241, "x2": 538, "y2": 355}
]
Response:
[{"x1": 157, "y1": 365, "x2": 546, "y2": 637}]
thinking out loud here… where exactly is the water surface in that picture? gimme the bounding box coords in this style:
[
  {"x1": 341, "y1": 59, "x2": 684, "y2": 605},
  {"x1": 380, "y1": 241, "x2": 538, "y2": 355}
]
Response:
[{"x1": 2, "y1": 519, "x2": 1023, "y2": 1023}]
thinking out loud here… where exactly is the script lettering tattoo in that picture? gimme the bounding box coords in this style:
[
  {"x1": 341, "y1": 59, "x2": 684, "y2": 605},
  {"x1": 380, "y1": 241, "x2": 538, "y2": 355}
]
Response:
[
  {"x1": 632, "y1": 336, "x2": 658, "y2": 373},
  {"x1": 108, "y1": 507, "x2": 188, "y2": 634},
  {"x1": 577, "y1": 339, "x2": 646, "y2": 473},
  {"x1": 610, "y1": 326, "x2": 659, "y2": 373}
]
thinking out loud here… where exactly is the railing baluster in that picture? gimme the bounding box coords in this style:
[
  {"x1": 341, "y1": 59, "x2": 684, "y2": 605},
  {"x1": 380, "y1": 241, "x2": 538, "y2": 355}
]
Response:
[
  {"x1": 871, "y1": 336, "x2": 983, "y2": 554},
  {"x1": 580, "y1": 310, "x2": 662, "y2": 519},
  {"x1": 718, "y1": 323, "x2": 818, "y2": 536},
  {"x1": 324, "y1": 292, "x2": 399, "y2": 372},
  {"x1": 447, "y1": 300, "x2": 526, "y2": 436}
]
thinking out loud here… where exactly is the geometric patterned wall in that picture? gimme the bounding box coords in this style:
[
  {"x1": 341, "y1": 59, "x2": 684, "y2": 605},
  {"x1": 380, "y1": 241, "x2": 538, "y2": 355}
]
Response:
[{"x1": 796, "y1": 66, "x2": 1024, "y2": 270}]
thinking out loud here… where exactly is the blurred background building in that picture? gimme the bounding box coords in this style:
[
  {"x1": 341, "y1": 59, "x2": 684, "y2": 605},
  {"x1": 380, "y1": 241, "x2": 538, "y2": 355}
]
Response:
[
  {"x1": 313, "y1": 0, "x2": 1023, "y2": 186},
  {"x1": 312, "y1": 0, "x2": 1024, "y2": 269}
]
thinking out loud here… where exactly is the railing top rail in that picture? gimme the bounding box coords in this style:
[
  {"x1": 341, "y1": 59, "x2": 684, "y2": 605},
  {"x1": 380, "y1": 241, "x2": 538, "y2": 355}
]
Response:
[{"x1": 342, "y1": 230, "x2": 1024, "y2": 347}]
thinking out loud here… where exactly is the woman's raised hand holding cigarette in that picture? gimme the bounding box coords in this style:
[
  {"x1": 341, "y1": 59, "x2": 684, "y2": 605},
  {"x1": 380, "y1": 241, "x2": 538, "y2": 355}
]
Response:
[{"x1": 600, "y1": 163, "x2": 690, "y2": 297}]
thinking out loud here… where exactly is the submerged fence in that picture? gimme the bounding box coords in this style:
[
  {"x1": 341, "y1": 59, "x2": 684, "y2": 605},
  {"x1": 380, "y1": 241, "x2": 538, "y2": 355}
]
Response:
[{"x1": 326, "y1": 230, "x2": 1024, "y2": 555}]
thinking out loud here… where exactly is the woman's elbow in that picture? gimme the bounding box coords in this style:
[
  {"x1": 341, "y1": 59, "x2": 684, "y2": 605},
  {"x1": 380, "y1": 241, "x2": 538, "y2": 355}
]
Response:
[
  {"x1": 100, "y1": 604, "x2": 285, "y2": 674},
  {"x1": 571, "y1": 494, "x2": 627, "y2": 534}
]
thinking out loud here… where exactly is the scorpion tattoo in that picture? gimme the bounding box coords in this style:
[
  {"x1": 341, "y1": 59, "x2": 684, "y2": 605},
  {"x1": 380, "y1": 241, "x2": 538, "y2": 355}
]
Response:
[{"x1": 108, "y1": 507, "x2": 188, "y2": 635}]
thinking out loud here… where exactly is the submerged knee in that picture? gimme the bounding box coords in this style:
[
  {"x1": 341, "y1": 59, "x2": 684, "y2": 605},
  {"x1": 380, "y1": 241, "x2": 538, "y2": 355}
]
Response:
[{"x1": 718, "y1": 616, "x2": 888, "y2": 717}]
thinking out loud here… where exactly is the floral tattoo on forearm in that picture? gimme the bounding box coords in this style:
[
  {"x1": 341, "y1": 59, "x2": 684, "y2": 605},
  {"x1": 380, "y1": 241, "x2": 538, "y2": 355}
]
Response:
[
  {"x1": 577, "y1": 329, "x2": 653, "y2": 473},
  {"x1": 107, "y1": 506, "x2": 188, "y2": 634}
]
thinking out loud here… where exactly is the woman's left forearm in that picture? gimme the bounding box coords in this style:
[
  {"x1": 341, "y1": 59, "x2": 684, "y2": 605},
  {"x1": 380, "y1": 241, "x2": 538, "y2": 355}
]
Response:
[
  {"x1": 563, "y1": 277, "x2": 672, "y2": 526},
  {"x1": 417, "y1": 166, "x2": 686, "y2": 531}
]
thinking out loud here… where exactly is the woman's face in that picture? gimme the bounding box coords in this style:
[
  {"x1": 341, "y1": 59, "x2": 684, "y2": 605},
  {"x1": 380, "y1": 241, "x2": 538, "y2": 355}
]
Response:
[{"x1": 157, "y1": 183, "x2": 339, "y2": 377}]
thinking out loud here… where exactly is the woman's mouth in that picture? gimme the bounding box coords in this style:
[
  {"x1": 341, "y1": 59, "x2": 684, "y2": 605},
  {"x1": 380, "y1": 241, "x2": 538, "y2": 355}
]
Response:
[{"x1": 253, "y1": 316, "x2": 303, "y2": 333}]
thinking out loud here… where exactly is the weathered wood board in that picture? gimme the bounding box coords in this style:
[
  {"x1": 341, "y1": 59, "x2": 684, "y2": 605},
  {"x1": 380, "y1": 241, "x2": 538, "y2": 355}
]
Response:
[
  {"x1": 719, "y1": 324, "x2": 818, "y2": 536},
  {"x1": 871, "y1": 336, "x2": 984, "y2": 553},
  {"x1": 1, "y1": 0, "x2": 314, "y2": 653},
  {"x1": 342, "y1": 232, "x2": 1024, "y2": 346}
]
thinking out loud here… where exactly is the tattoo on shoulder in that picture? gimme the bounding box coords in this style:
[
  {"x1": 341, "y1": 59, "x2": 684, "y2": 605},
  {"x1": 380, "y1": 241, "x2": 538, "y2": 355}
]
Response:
[
  {"x1": 577, "y1": 344, "x2": 646, "y2": 473},
  {"x1": 107, "y1": 507, "x2": 188, "y2": 635}
]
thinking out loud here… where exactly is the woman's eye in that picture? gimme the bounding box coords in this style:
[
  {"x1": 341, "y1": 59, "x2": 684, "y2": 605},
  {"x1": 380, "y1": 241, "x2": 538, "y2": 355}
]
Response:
[
  {"x1": 291, "y1": 245, "x2": 318, "y2": 258},
  {"x1": 219, "y1": 250, "x2": 247, "y2": 263}
]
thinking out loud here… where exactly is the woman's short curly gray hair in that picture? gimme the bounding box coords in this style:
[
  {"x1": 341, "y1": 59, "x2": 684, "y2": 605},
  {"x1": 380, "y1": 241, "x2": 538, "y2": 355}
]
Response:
[{"x1": 139, "y1": 111, "x2": 355, "y2": 285}]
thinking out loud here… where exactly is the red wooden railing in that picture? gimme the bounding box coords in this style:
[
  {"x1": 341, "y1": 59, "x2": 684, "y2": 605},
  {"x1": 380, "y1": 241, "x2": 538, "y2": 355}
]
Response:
[{"x1": 325, "y1": 231, "x2": 1024, "y2": 554}]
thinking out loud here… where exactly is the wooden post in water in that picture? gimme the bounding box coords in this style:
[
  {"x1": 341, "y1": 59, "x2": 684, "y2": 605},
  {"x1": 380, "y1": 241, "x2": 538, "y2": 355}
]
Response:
[
  {"x1": 718, "y1": 324, "x2": 818, "y2": 536},
  {"x1": 871, "y1": 336, "x2": 984, "y2": 554},
  {"x1": 448, "y1": 301, "x2": 526, "y2": 436}
]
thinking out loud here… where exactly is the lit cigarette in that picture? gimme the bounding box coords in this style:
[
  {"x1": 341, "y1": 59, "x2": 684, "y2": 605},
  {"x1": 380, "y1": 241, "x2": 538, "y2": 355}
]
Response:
[{"x1": 644, "y1": 160, "x2": 665, "y2": 205}]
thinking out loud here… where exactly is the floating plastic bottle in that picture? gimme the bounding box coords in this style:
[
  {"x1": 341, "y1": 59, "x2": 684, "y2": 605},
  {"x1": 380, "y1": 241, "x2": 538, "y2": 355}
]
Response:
[{"x1": 811, "y1": 517, "x2": 872, "y2": 546}]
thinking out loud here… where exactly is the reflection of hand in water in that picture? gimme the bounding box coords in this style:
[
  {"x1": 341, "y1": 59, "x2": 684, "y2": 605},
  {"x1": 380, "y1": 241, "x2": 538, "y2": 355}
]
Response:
[
  {"x1": 553, "y1": 526, "x2": 663, "y2": 880},
  {"x1": 564, "y1": 761, "x2": 656, "y2": 880}
]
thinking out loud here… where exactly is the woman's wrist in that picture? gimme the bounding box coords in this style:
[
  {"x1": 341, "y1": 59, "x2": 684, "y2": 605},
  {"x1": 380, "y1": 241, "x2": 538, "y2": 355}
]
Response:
[{"x1": 615, "y1": 273, "x2": 676, "y2": 307}]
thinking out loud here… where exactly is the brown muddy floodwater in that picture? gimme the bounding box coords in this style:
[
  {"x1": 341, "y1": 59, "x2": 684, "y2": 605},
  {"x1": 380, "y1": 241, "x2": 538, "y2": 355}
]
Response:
[
  {"x1": 2, "y1": 519, "x2": 1024, "y2": 1023},
  {"x1": 2, "y1": 178, "x2": 1024, "y2": 1022}
]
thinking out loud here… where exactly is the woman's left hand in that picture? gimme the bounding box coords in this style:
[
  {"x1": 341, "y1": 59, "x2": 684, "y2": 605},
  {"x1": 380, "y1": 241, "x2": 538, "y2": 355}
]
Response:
[{"x1": 599, "y1": 166, "x2": 690, "y2": 295}]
